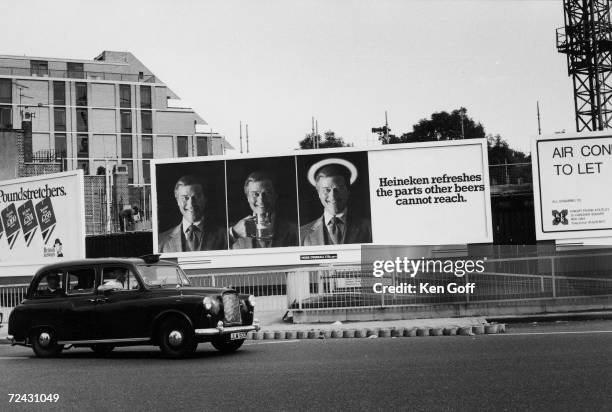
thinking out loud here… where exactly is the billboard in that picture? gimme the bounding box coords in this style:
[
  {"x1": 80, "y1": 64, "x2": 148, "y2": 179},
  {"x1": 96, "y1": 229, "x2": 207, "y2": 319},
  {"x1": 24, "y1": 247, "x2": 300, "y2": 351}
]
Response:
[
  {"x1": 152, "y1": 140, "x2": 492, "y2": 268},
  {"x1": 0, "y1": 170, "x2": 86, "y2": 274},
  {"x1": 532, "y1": 132, "x2": 612, "y2": 241}
]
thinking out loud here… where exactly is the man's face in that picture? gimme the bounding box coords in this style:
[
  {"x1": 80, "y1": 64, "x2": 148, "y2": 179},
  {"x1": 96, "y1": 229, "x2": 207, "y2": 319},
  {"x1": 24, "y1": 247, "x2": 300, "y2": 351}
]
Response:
[
  {"x1": 246, "y1": 180, "x2": 277, "y2": 215},
  {"x1": 316, "y1": 175, "x2": 349, "y2": 215},
  {"x1": 47, "y1": 276, "x2": 59, "y2": 290},
  {"x1": 175, "y1": 184, "x2": 206, "y2": 223}
]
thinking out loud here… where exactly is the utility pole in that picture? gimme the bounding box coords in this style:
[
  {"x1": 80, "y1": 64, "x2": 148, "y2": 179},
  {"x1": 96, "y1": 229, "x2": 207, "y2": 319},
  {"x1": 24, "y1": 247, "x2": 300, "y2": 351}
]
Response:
[
  {"x1": 311, "y1": 117, "x2": 316, "y2": 149},
  {"x1": 537, "y1": 101, "x2": 542, "y2": 135},
  {"x1": 460, "y1": 108, "x2": 466, "y2": 139},
  {"x1": 239, "y1": 121, "x2": 243, "y2": 154},
  {"x1": 315, "y1": 120, "x2": 319, "y2": 149},
  {"x1": 371, "y1": 110, "x2": 391, "y2": 144},
  {"x1": 246, "y1": 124, "x2": 249, "y2": 153}
]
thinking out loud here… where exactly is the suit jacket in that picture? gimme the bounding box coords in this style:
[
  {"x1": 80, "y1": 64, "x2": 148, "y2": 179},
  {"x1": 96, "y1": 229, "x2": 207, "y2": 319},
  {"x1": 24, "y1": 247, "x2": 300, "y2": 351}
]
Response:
[
  {"x1": 159, "y1": 221, "x2": 227, "y2": 252},
  {"x1": 231, "y1": 217, "x2": 298, "y2": 249},
  {"x1": 300, "y1": 212, "x2": 372, "y2": 246}
]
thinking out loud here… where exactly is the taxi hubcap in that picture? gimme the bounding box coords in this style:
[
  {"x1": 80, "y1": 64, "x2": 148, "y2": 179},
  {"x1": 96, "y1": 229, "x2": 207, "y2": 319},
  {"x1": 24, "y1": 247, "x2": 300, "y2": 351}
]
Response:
[
  {"x1": 168, "y1": 330, "x2": 183, "y2": 346},
  {"x1": 38, "y1": 332, "x2": 51, "y2": 347}
]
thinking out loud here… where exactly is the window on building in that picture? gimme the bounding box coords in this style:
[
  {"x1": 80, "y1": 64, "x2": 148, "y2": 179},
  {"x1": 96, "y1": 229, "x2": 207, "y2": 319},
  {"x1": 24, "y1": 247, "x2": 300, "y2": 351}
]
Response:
[
  {"x1": 53, "y1": 81, "x2": 66, "y2": 106},
  {"x1": 196, "y1": 136, "x2": 208, "y2": 156},
  {"x1": 77, "y1": 134, "x2": 89, "y2": 158},
  {"x1": 125, "y1": 160, "x2": 134, "y2": 184},
  {"x1": 121, "y1": 134, "x2": 132, "y2": 158},
  {"x1": 0, "y1": 79, "x2": 12, "y2": 104},
  {"x1": 143, "y1": 160, "x2": 151, "y2": 184},
  {"x1": 120, "y1": 84, "x2": 131, "y2": 108},
  {"x1": 54, "y1": 108, "x2": 66, "y2": 131},
  {"x1": 142, "y1": 135, "x2": 153, "y2": 159},
  {"x1": 177, "y1": 136, "x2": 188, "y2": 157},
  {"x1": 120, "y1": 110, "x2": 132, "y2": 133},
  {"x1": 54, "y1": 133, "x2": 67, "y2": 170},
  {"x1": 0, "y1": 106, "x2": 11, "y2": 128},
  {"x1": 30, "y1": 60, "x2": 48, "y2": 76},
  {"x1": 77, "y1": 108, "x2": 88, "y2": 132},
  {"x1": 76, "y1": 83, "x2": 87, "y2": 106},
  {"x1": 77, "y1": 160, "x2": 90, "y2": 175},
  {"x1": 67, "y1": 62, "x2": 84, "y2": 79},
  {"x1": 140, "y1": 86, "x2": 151, "y2": 109},
  {"x1": 141, "y1": 110, "x2": 152, "y2": 134},
  {"x1": 54, "y1": 134, "x2": 67, "y2": 155}
]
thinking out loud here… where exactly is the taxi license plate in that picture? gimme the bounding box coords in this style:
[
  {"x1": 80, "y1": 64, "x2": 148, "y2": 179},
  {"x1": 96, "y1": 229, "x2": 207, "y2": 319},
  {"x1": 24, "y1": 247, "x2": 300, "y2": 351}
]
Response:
[{"x1": 230, "y1": 332, "x2": 247, "y2": 340}]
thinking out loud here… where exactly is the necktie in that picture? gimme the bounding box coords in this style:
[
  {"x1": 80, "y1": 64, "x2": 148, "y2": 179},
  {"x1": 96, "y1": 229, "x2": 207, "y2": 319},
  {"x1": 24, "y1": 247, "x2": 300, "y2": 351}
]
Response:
[
  {"x1": 328, "y1": 217, "x2": 343, "y2": 244},
  {"x1": 186, "y1": 225, "x2": 199, "y2": 251}
]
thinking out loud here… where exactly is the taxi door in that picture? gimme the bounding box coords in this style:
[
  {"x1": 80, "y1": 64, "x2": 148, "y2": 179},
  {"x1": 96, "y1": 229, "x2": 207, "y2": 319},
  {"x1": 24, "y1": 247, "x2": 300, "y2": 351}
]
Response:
[{"x1": 94, "y1": 265, "x2": 149, "y2": 340}]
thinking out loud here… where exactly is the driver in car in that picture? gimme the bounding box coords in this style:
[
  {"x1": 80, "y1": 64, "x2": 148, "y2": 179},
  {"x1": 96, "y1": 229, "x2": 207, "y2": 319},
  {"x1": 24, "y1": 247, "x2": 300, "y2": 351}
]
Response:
[{"x1": 103, "y1": 269, "x2": 127, "y2": 289}]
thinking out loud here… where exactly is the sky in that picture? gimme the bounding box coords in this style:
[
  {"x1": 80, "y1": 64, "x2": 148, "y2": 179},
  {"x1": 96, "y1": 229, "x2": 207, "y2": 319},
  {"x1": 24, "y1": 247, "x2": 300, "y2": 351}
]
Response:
[{"x1": 2, "y1": 0, "x2": 572, "y2": 155}]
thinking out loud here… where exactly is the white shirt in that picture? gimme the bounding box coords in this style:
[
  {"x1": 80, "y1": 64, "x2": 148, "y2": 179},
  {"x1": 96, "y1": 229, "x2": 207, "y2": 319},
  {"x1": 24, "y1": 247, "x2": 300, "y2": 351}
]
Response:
[
  {"x1": 323, "y1": 209, "x2": 347, "y2": 226},
  {"x1": 324, "y1": 208, "x2": 347, "y2": 244},
  {"x1": 182, "y1": 219, "x2": 204, "y2": 236}
]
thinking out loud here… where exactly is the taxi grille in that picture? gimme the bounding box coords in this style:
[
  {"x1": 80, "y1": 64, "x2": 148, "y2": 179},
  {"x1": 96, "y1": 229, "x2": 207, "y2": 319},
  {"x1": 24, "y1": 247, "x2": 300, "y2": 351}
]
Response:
[{"x1": 222, "y1": 293, "x2": 242, "y2": 325}]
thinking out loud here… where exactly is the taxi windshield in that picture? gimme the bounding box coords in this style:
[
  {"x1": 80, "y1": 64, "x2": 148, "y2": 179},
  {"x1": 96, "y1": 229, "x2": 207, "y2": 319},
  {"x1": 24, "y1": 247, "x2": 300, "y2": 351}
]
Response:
[{"x1": 137, "y1": 264, "x2": 191, "y2": 287}]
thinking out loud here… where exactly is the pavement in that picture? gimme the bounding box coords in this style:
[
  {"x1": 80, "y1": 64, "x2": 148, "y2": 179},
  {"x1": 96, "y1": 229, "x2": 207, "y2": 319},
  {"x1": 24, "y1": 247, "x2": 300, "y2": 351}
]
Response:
[{"x1": 2, "y1": 320, "x2": 612, "y2": 411}]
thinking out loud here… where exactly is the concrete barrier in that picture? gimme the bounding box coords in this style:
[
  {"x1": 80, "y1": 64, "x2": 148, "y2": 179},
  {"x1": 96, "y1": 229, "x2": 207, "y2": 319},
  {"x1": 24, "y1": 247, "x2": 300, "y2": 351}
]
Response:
[
  {"x1": 404, "y1": 328, "x2": 417, "y2": 337},
  {"x1": 430, "y1": 328, "x2": 443, "y2": 336},
  {"x1": 355, "y1": 329, "x2": 368, "y2": 338},
  {"x1": 472, "y1": 325, "x2": 485, "y2": 335},
  {"x1": 343, "y1": 329, "x2": 355, "y2": 338},
  {"x1": 378, "y1": 329, "x2": 391, "y2": 338},
  {"x1": 391, "y1": 328, "x2": 404, "y2": 337},
  {"x1": 443, "y1": 327, "x2": 457, "y2": 336},
  {"x1": 458, "y1": 326, "x2": 473, "y2": 336},
  {"x1": 416, "y1": 328, "x2": 430, "y2": 337}
]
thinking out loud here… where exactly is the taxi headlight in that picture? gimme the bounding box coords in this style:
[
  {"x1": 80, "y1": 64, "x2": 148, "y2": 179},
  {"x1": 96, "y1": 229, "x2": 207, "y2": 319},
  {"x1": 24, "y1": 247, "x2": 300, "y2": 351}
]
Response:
[
  {"x1": 203, "y1": 297, "x2": 213, "y2": 310},
  {"x1": 247, "y1": 295, "x2": 256, "y2": 308}
]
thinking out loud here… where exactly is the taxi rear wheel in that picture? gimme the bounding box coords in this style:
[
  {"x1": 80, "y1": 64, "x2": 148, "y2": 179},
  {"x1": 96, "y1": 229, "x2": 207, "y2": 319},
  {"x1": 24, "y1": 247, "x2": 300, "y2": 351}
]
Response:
[
  {"x1": 90, "y1": 344, "x2": 115, "y2": 356},
  {"x1": 158, "y1": 319, "x2": 197, "y2": 358},
  {"x1": 30, "y1": 329, "x2": 63, "y2": 358},
  {"x1": 211, "y1": 337, "x2": 245, "y2": 353}
]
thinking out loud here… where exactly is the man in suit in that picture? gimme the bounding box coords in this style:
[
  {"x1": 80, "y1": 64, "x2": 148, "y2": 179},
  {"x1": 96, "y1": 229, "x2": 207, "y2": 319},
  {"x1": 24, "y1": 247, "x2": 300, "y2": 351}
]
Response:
[
  {"x1": 40, "y1": 273, "x2": 63, "y2": 296},
  {"x1": 300, "y1": 162, "x2": 372, "y2": 246},
  {"x1": 230, "y1": 171, "x2": 298, "y2": 248},
  {"x1": 159, "y1": 175, "x2": 227, "y2": 252}
]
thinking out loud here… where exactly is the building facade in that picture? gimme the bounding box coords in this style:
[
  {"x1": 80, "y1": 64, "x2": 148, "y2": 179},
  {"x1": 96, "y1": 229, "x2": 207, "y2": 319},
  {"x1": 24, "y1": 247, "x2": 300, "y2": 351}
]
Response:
[
  {"x1": 0, "y1": 51, "x2": 228, "y2": 186},
  {"x1": 0, "y1": 51, "x2": 230, "y2": 234}
]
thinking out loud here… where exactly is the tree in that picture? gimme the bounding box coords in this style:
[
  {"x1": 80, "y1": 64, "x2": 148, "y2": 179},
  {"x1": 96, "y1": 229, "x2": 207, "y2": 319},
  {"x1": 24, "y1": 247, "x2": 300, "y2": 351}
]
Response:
[
  {"x1": 381, "y1": 107, "x2": 529, "y2": 164},
  {"x1": 298, "y1": 130, "x2": 352, "y2": 149},
  {"x1": 487, "y1": 134, "x2": 530, "y2": 164}
]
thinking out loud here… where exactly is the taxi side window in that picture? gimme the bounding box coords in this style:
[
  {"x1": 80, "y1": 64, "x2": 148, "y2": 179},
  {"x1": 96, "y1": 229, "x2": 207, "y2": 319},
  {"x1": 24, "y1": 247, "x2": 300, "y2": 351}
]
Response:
[
  {"x1": 34, "y1": 271, "x2": 65, "y2": 297},
  {"x1": 102, "y1": 267, "x2": 139, "y2": 290},
  {"x1": 66, "y1": 268, "x2": 96, "y2": 295}
]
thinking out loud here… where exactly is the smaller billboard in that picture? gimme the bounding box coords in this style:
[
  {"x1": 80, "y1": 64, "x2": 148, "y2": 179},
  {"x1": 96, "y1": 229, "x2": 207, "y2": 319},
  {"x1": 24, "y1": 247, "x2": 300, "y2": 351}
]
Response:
[
  {"x1": 0, "y1": 170, "x2": 86, "y2": 273},
  {"x1": 532, "y1": 132, "x2": 612, "y2": 241}
]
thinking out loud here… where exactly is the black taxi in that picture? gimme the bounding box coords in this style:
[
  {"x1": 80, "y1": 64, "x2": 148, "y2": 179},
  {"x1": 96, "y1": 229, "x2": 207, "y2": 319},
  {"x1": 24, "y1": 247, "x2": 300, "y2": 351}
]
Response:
[{"x1": 7, "y1": 255, "x2": 259, "y2": 358}]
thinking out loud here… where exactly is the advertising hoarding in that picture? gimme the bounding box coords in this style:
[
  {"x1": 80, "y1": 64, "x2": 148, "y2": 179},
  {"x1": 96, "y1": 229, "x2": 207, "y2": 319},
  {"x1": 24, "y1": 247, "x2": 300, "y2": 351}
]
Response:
[
  {"x1": 0, "y1": 170, "x2": 86, "y2": 276},
  {"x1": 152, "y1": 140, "x2": 492, "y2": 268},
  {"x1": 532, "y1": 132, "x2": 612, "y2": 241}
]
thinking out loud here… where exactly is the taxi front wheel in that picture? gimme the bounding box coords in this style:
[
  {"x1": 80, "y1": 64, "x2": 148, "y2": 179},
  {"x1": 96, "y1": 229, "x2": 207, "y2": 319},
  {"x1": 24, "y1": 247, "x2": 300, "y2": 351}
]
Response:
[
  {"x1": 158, "y1": 319, "x2": 197, "y2": 358},
  {"x1": 30, "y1": 329, "x2": 63, "y2": 358}
]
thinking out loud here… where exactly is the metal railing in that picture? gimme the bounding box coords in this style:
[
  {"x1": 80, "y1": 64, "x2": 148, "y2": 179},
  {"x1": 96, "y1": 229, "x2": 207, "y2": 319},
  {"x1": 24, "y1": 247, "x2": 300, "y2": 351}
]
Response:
[
  {"x1": 0, "y1": 66, "x2": 157, "y2": 83},
  {"x1": 488, "y1": 162, "x2": 532, "y2": 186},
  {"x1": 2, "y1": 252, "x2": 611, "y2": 321}
]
